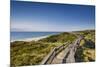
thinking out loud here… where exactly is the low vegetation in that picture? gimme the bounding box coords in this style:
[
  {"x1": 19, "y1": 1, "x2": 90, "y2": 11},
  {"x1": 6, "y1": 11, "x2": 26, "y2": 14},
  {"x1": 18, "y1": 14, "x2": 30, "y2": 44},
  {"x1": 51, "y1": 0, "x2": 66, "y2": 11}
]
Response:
[
  {"x1": 75, "y1": 30, "x2": 95, "y2": 62},
  {"x1": 11, "y1": 30, "x2": 95, "y2": 66},
  {"x1": 11, "y1": 41, "x2": 56, "y2": 66},
  {"x1": 39, "y1": 32, "x2": 77, "y2": 43},
  {"x1": 11, "y1": 32, "x2": 77, "y2": 66}
]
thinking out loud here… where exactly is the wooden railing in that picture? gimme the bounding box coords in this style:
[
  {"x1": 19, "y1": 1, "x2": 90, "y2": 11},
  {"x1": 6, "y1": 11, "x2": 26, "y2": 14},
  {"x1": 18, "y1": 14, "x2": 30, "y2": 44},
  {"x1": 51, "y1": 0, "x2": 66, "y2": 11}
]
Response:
[
  {"x1": 62, "y1": 37, "x2": 83, "y2": 63},
  {"x1": 41, "y1": 36, "x2": 83, "y2": 64},
  {"x1": 40, "y1": 42, "x2": 69, "y2": 64}
]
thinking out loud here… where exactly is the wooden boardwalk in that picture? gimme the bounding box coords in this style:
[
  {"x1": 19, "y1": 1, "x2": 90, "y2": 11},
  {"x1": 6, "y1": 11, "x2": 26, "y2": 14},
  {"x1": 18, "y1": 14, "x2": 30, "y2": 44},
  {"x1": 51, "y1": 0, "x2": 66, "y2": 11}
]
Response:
[{"x1": 41, "y1": 36, "x2": 83, "y2": 64}]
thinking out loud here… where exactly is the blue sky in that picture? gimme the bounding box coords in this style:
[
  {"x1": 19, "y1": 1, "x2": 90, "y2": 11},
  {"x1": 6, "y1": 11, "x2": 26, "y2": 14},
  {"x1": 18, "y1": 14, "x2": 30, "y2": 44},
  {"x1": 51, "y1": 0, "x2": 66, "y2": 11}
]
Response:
[{"x1": 11, "y1": 0, "x2": 95, "y2": 32}]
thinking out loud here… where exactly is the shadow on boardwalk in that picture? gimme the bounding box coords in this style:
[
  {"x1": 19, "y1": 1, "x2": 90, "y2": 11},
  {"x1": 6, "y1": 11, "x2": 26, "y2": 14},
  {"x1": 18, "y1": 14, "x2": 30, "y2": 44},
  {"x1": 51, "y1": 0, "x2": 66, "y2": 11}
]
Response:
[{"x1": 41, "y1": 36, "x2": 83, "y2": 64}]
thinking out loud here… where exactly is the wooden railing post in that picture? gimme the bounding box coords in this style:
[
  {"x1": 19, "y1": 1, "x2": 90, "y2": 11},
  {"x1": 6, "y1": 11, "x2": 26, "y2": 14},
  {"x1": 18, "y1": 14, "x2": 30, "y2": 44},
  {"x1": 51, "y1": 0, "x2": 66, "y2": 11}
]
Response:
[{"x1": 40, "y1": 42, "x2": 69, "y2": 64}]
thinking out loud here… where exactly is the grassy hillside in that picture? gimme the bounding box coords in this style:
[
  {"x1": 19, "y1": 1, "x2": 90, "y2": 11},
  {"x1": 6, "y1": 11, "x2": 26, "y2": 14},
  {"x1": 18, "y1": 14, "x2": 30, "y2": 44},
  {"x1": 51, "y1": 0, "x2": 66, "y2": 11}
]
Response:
[
  {"x1": 11, "y1": 30, "x2": 95, "y2": 66},
  {"x1": 11, "y1": 32, "x2": 77, "y2": 66},
  {"x1": 11, "y1": 41, "x2": 58, "y2": 66},
  {"x1": 39, "y1": 32, "x2": 77, "y2": 43},
  {"x1": 75, "y1": 30, "x2": 95, "y2": 62}
]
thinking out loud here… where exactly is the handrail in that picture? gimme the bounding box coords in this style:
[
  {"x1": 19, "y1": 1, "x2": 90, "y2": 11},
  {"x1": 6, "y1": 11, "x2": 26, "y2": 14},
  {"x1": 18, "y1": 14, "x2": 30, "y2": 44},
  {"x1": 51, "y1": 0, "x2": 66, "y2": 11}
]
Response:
[
  {"x1": 40, "y1": 42, "x2": 69, "y2": 64},
  {"x1": 62, "y1": 37, "x2": 83, "y2": 63},
  {"x1": 40, "y1": 48, "x2": 56, "y2": 64}
]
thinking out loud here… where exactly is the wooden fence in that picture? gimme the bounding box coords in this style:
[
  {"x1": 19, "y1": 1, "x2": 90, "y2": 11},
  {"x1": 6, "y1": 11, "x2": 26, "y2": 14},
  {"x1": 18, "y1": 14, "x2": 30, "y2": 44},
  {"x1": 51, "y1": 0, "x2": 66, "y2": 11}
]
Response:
[{"x1": 40, "y1": 42, "x2": 69, "y2": 64}]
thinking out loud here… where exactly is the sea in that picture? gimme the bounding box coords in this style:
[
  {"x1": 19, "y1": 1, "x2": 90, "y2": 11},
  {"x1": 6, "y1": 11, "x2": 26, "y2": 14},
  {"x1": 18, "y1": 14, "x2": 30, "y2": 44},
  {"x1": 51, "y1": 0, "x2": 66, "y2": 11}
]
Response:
[{"x1": 11, "y1": 32, "x2": 60, "y2": 41}]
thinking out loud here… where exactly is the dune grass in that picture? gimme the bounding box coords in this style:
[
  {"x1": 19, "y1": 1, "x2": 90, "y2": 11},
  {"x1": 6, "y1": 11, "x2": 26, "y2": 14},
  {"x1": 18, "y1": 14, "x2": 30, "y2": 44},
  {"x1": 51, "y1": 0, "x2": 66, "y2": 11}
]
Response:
[
  {"x1": 75, "y1": 30, "x2": 95, "y2": 62},
  {"x1": 11, "y1": 30, "x2": 95, "y2": 66},
  {"x1": 11, "y1": 32, "x2": 77, "y2": 66},
  {"x1": 11, "y1": 41, "x2": 55, "y2": 66}
]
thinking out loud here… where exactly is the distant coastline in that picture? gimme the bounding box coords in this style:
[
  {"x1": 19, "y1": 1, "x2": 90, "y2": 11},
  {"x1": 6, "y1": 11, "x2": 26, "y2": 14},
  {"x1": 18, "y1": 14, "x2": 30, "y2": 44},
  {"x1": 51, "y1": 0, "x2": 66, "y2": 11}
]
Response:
[
  {"x1": 11, "y1": 35, "x2": 50, "y2": 42},
  {"x1": 10, "y1": 30, "x2": 95, "y2": 42},
  {"x1": 11, "y1": 32, "x2": 60, "y2": 42}
]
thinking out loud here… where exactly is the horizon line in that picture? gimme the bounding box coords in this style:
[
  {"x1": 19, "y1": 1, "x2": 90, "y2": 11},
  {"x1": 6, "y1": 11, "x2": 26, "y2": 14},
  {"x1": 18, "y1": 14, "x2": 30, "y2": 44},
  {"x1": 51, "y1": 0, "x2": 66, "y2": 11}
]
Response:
[{"x1": 11, "y1": 29, "x2": 95, "y2": 32}]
